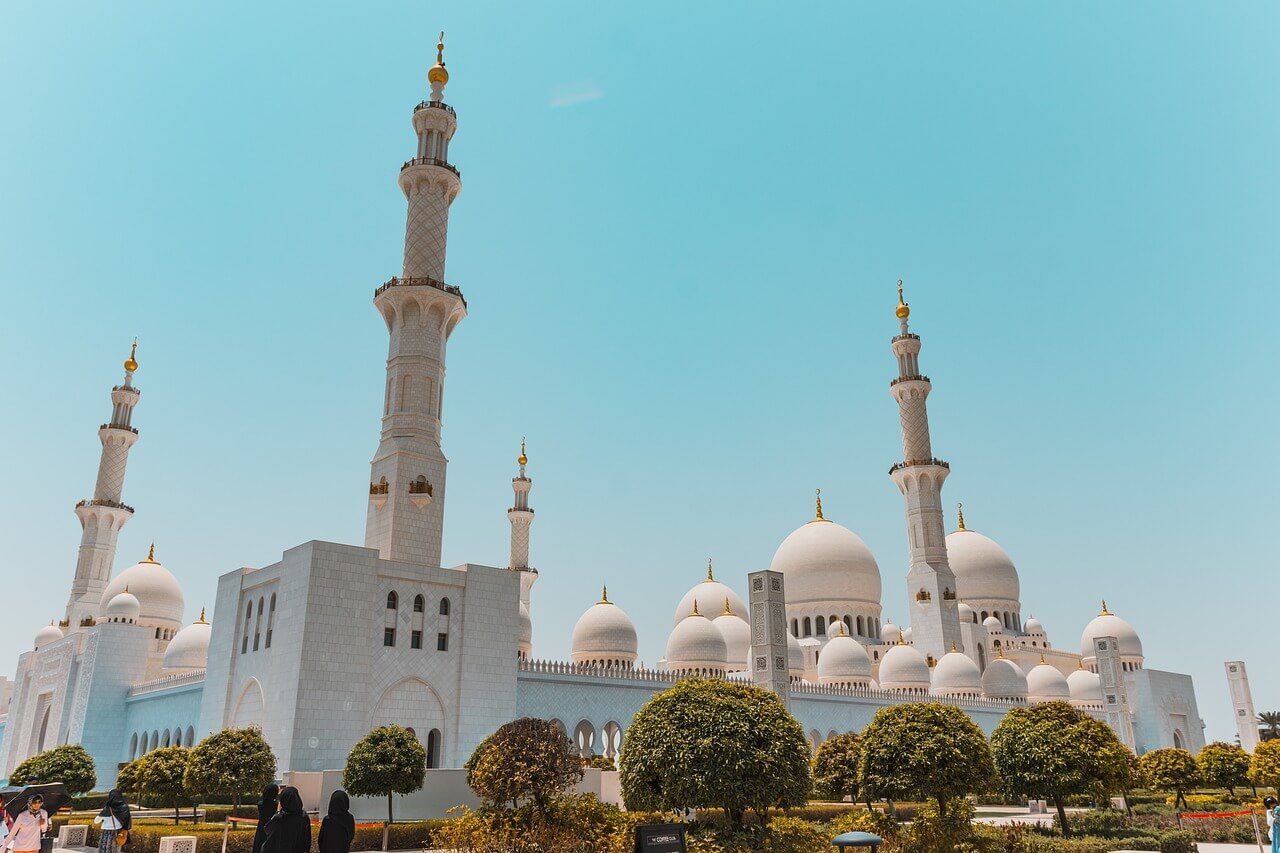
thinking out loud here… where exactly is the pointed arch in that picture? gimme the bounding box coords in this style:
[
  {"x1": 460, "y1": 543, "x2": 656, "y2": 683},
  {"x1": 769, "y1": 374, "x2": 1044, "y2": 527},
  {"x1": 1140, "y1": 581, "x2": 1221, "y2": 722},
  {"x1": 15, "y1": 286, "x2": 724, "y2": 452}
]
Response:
[{"x1": 232, "y1": 677, "x2": 266, "y2": 729}]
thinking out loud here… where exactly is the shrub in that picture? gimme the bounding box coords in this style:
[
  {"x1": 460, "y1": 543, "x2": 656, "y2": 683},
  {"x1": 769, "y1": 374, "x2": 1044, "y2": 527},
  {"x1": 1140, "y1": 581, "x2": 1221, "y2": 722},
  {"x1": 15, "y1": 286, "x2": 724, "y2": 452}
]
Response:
[
  {"x1": 756, "y1": 816, "x2": 827, "y2": 852},
  {"x1": 134, "y1": 746, "x2": 194, "y2": 822},
  {"x1": 1064, "y1": 808, "x2": 1129, "y2": 836},
  {"x1": 893, "y1": 798, "x2": 978, "y2": 853},
  {"x1": 1250, "y1": 738, "x2": 1280, "y2": 788},
  {"x1": 1139, "y1": 749, "x2": 1200, "y2": 810},
  {"x1": 183, "y1": 727, "x2": 276, "y2": 808},
  {"x1": 812, "y1": 732, "x2": 861, "y2": 803},
  {"x1": 343, "y1": 724, "x2": 426, "y2": 824},
  {"x1": 583, "y1": 754, "x2": 616, "y2": 771},
  {"x1": 10, "y1": 744, "x2": 97, "y2": 795},
  {"x1": 1197, "y1": 742, "x2": 1250, "y2": 795},
  {"x1": 825, "y1": 807, "x2": 898, "y2": 839},
  {"x1": 465, "y1": 718, "x2": 583, "y2": 818}
]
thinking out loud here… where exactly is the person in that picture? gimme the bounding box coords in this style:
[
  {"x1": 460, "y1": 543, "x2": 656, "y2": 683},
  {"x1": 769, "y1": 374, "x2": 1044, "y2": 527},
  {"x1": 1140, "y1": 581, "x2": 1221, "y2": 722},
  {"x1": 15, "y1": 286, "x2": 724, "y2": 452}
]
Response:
[
  {"x1": 251, "y1": 784, "x2": 280, "y2": 853},
  {"x1": 1265, "y1": 796, "x2": 1279, "y2": 853},
  {"x1": 316, "y1": 790, "x2": 354, "y2": 853},
  {"x1": 4, "y1": 795, "x2": 48, "y2": 853},
  {"x1": 260, "y1": 787, "x2": 310, "y2": 853},
  {"x1": 93, "y1": 789, "x2": 132, "y2": 853}
]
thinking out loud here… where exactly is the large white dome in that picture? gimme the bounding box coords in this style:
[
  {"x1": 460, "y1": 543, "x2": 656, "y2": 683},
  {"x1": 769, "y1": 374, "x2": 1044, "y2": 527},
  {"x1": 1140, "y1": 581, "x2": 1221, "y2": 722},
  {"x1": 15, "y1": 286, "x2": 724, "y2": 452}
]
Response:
[
  {"x1": 878, "y1": 643, "x2": 931, "y2": 692},
  {"x1": 1068, "y1": 666, "x2": 1102, "y2": 705},
  {"x1": 931, "y1": 650, "x2": 982, "y2": 697},
  {"x1": 817, "y1": 624, "x2": 873, "y2": 685},
  {"x1": 100, "y1": 547, "x2": 184, "y2": 627},
  {"x1": 163, "y1": 612, "x2": 211, "y2": 669},
  {"x1": 571, "y1": 590, "x2": 638, "y2": 667},
  {"x1": 1026, "y1": 660, "x2": 1071, "y2": 703},
  {"x1": 946, "y1": 528, "x2": 1020, "y2": 604},
  {"x1": 665, "y1": 605, "x2": 728, "y2": 674},
  {"x1": 769, "y1": 515, "x2": 881, "y2": 610},
  {"x1": 713, "y1": 605, "x2": 751, "y2": 673},
  {"x1": 673, "y1": 562, "x2": 747, "y2": 624},
  {"x1": 34, "y1": 623, "x2": 64, "y2": 650},
  {"x1": 1080, "y1": 605, "x2": 1143, "y2": 661},
  {"x1": 981, "y1": 656, "x2": 1028, "y2": 699}
]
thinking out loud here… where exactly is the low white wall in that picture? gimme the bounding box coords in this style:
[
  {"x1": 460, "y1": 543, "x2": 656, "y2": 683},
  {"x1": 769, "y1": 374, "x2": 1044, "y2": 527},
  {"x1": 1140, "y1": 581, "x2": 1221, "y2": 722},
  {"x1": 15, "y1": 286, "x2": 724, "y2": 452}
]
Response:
[{"x1": 283, "y1": 770, "x2": 326, "y2": 813}]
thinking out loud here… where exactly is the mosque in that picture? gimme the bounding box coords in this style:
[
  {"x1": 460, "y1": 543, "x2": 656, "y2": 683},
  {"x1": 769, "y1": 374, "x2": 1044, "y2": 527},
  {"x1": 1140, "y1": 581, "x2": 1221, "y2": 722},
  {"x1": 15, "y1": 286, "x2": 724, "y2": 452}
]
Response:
[{"x1": 0, "y1": 42, "x2": 1204, "y2": 787}]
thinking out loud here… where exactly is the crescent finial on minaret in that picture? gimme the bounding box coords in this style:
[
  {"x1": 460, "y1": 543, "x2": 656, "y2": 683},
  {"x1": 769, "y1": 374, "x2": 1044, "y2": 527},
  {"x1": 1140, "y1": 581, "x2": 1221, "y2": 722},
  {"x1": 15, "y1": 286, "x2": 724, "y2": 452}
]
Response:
[
  {"x1": 124, "y1": 339, "x2": 139, "y2": 373},
  {"x1": 813, "y1": 488, "x2": 826, "y2": 522},
  {"x1": 428, "y1": 31, "x2": 449, "y2": 90},
  {"x1": 518, "y1": 436, "x2": 527, "y2": 467},
  {"x1": 896, "y1": 279, "x2": 910, "y2": 320}
]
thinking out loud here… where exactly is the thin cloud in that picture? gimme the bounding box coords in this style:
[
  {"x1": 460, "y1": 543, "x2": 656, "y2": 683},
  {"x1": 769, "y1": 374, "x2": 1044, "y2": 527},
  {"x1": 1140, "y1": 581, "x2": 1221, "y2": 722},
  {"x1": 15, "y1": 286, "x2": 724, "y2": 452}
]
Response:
[{"x1": 549, "y1": 82, "x2": 604, "y2": 109}]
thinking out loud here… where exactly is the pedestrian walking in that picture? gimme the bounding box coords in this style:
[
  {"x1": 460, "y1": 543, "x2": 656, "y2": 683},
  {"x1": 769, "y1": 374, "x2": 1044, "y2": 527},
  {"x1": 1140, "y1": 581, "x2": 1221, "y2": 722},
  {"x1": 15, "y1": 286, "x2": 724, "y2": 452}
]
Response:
[
  {"x1": 260, "y1": 788, "x2": 310, "y2": 853},
  {"x1": 93, "y1": 789, "x2": 132, "y2": 853},
  {"x1": 251, "y1": 784, "x2": 279, "y2": 853}
]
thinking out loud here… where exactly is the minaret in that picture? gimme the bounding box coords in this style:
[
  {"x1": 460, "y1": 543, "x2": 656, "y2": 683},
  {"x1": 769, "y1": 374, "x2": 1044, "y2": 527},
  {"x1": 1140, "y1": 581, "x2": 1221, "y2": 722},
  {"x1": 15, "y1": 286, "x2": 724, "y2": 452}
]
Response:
[
  {"x1": 508, "y1": 438, "x2": 538, "y2": 607},
  {"x1": 364, "y1": 33, "x2": 467, "y2": 566},
  {"x1": 888, "y1": 282, "x2": 962, "y2": 661},
  {"x1": 65, "y1": 342, "x2": 141, "y2": 629}
]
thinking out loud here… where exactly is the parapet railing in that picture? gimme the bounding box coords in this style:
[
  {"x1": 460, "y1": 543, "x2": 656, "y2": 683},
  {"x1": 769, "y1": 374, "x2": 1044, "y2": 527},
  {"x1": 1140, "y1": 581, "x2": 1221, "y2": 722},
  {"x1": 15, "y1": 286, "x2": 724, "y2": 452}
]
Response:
[
  {"x1": 101, "y1": 423, "x2": 139, "y2": 434},
  {"x1": 889, "y1": 458, "x2": 951, "y2": 475},
  {"x1": 519, "y1": 659, "x2": 679, "y2": 685},
  {"x1": 889, "y1": 374, "x2": 930, "y2": 387},
  {"x1": 401, "y1": 157, "x2": 460, "y2": 178},
  {"x1": 374, "y1": 276, "x2": 466, "y2": 306},
  {"x1": 75, "y1": 498, "x2": 135, "y2": 513},
  {"x1": 789, "y1": 680, "x2": 1029, "y2": 710},
  {"x1": 128, "y1": 668, "x2": 206, "y2": 697},
  {"x1": 414, "y1": 100, "x2": 456, "y2": 117}
]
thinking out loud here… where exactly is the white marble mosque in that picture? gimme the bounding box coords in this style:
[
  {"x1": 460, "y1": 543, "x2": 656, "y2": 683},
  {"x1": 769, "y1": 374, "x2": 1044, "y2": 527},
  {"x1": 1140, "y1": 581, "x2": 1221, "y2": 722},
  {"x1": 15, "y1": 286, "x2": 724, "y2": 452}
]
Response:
[{"x1": 0, "y1": 42, "x2": 1207, "y2": 786}]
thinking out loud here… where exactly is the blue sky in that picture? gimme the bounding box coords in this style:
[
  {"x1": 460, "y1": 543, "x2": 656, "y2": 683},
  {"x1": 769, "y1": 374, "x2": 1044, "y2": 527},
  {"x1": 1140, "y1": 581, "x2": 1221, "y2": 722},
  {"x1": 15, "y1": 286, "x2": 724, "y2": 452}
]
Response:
[{"x1": 1, "y1": 2, "x2": 1277, "y2": 743}]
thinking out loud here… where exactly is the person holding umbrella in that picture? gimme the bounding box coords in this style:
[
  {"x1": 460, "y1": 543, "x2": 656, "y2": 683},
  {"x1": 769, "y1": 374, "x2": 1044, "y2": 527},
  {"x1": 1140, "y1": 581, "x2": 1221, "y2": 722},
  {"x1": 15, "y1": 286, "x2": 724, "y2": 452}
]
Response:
[{"x1": 3, "y1": 795, "x2": 47, "y2": 853}]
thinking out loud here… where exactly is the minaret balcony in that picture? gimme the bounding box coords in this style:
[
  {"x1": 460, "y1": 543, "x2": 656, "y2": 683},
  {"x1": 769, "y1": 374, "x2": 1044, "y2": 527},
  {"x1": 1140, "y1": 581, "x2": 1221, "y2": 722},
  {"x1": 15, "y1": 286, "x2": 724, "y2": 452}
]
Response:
[
  {"x1": 401, "y1": 157, "x2": 460, "y2": 178},
  {"x1": 75, "y1": 498, "x2": 135, "y2": 513},
  {"x1": 892, "y1": 332, "x2": 921, "y2": 343},
  {"x1": 889, "y1": 458, "x2": 950, "y2": 475},
  {"x1": 100, "y1": 422, "x2": 139, "y2": 434},
  {"x1": 508, "y1": 507, "x2": 535, "y2": 516},
  {"x1": 414, "y1": 100, "x2": 456, "y2": 117},
  {"x1": 374, "y1": 275, "x2": 467, "y2": 307},
  {"x1": 889, "y1": 374, "x2": 930, "y2": 387}
]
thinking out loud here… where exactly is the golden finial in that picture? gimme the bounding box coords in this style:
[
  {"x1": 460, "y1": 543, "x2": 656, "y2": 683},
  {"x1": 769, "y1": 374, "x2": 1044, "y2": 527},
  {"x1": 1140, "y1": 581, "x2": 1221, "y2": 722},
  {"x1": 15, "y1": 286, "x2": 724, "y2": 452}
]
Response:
[
  {"x1": 705, "y1": 558, "x2": 714, "y2": 582},
  {"x1": 1040, "y1": 653, "x2": 1047, "y2": 664},
  {"x1": 722, "y1": 597, "x2": 733, "y2": 616},
  {"x1": 428, "y1": 31, "x2": 449, "y2": 86},
  {"x1": 599, "y1": 585, "x2": 609, "y2": 604},
  {"x1": 951, "y1": 642, "x2": 958, "y2": 653},
  {"x1": 1076, "y1": 659, "x2": 1084, "y2": 670},
  {"x1": 812, "y1": 488, "x2": 828, "y2": 522},
  {"x1": 518, "y1": 437, "x2": 527, "y2": 467},
  {"x1": 124, "y1": 339, "x2": 139, "y2": 373},
  {"x1": 197, "y1": 607, "x2": 207, "y2": 624},
  {"x1": 691, "y1": 599, "x2": 701, "y2": 617},
  {"x1": 996, "y1": 645, "x2": 1006, "y2": 659},
  {"x1": 895, "y1": 279, "x2": 910, "y2": 320},
  {"x1": 145, "y1": 543, "x2": 156, "y2": 563},
  {"x1": 956, "y1": 502, "x2": 966, "y2": 531},
  {"x1": 123, "y1": 585, "x2": 130, "y2": 594},
  {"x1": 1100, "y1": 600, "x2": 1111, "y2": 616}
]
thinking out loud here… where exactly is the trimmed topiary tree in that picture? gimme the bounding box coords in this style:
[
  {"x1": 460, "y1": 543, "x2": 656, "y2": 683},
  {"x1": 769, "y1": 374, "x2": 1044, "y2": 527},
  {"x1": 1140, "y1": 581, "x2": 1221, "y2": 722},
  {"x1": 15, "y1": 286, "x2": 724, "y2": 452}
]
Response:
[
  {"x1": 1139, "y1": 747, "x2": 1200, "y2": 810},
  {"x1": 1197, "y1": 741, "x2": 1250, "y2": 796},
  {"x1": 343, "y1": 724, "x2": 426, "y2": 823},
  {"x1": 584, "y1": 754, "x2": 616, "y2": 771},
  {"x1": 1249, "y1": 738, "x2": 1280, "y2": 789},
  {"x1": 465, "y1": 717, "x2": 584, "y2": 818},
  {"x1": 183, "y1": 727, "x2": 277, "y2": 808},
  {"x1": 135, "y1": 746, "x2": 193, "y2": 823},
  {"x1": 858, "y1": 703, "x2": 994, "y2": 822},
  {"x1": 991, "y1": 700, "x2": 1131, "y2": 835},
  {"x1": 114, "y1": 757, "x2": 143, "y2": 799},
  {"x1": 812, "y1": 732, "x2": 862, "y2": 804},
  {"x1": 10, "y1": 744, "x2": 97, "y2": 796},
  {"x1": 619, "y1": 678, "x2": 811, "y2": 825}
]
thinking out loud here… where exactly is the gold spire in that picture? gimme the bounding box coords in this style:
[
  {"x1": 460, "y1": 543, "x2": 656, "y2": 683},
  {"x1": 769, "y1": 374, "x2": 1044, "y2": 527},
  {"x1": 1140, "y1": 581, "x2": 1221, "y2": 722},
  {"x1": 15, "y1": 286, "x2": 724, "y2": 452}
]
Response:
[
  {"x1": 705, "y1": 558, "x2": 714, "y2": 582},
  {"x1": 599, "y1": 585, "x2": 609, "y2": 604},
  {"x1": 956, "y1": 502, "x2": 967, "y2": 531},
  {"x1": 811, "y1": 488, "x2": 829, "y2": 522},
  {"x1": 691, "y1": 599, "x2": 701, "y2": 617},
  {"x1": 1040, "y1": 653, "x2": 1047, "y2": 664},
  {"x1": 1076, "y1": 659, "x2": 1084, "y2": 670},
  {"x1": 722, "y1": 597, "x2": 733, "y2": 617},
  {"x1": 518, "y1": 437, "x2": 527, "y2": 467},
  {"x1": 951, "y1": 642, "x2": 958, "y2": 653},
  {"x1": 1100, "y1": 600, "x2": 1111, "y2": 616},
  {"x1": 124, "y1": 339, "x2": 139, "y2": 373},
  {"x1": 144, "y1": 543, "x2": 156, "y2": 563},
  {"x1": 896, "y1": 279, "x2": 910, "y2": 320},
  {"x1": 996, "y1": 645, "x2": 1005, "y2": 659},
  {"x1": 197, "y1": 607, "x2": 207, "y2": 624},
  {"x1": 428, "y1": 31, "x2": 449, "y2": 86},
  {"x1": 123, "y1": 585, "x2": 130, "y2": 594}
]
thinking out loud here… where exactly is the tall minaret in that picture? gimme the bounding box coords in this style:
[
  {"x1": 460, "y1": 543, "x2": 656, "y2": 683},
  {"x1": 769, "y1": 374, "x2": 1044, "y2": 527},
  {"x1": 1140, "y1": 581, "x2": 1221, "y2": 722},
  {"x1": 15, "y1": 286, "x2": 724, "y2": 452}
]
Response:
[
  {"x1": 364, "y1": 33, "x2": 467, "y2": 566},
  {"x1": 65, "y1": 342, "x2": 141, "y2": 629},
  {"x1": 888, "y1": 282, "x2": 962, "y2": 661},
  {"x1": 508, "y1": 438, "x2": 538, "y2": 606}
]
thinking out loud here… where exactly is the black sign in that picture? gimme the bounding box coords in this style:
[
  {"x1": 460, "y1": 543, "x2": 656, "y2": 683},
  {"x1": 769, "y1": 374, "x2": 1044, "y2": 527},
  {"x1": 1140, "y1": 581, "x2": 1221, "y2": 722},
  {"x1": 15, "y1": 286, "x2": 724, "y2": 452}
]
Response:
[{"x1": 635, "y1": 822, "x2": 686, "y2": 853}]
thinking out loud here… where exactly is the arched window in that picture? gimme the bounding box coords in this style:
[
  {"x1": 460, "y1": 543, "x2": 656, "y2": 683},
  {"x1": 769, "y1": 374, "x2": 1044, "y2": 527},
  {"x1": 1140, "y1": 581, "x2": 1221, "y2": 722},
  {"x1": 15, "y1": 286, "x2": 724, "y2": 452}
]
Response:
[
  {"x1": 981, "y1": 611, "x2": 989, "y2": 621},
  {"x1": 162, "y1": 729, "x2": 171, "y2": 747},
  {"x1": 843, "y1": 615, "x2": 853, "y2": 633},
  {"x1": 791, "y1": 619, "x2": 798, "y2": 637},
  {"x1": 439, "y1": 597, "x2": 450, "y2": 616},
  {"x1": 413, "y1": 594, "x2": 425, "y2": 613},
  {"x1": 856, "y1": 616, "x2": 865, "y2": 635},
  {"x1": 802, "y1": 617, "x2": 812, "y2": 637},
  {"x1": 185, "y1": 726, "x2": 195, "y2": 746},
  {"x1": 265, "y1": 593, "x2": 276, "y2": 649},
  {"x1": 816, "y1": 616, "x2": 826, "y2": 636},
  {"x1": 426, "y1": 729, "x2": 441, "y2": 768},
  {"x1": 387, "y1": 591, "x2": 399, "y2": 610},
  {"x1": 129, "y1": 733, "x2": 139, "y2": 760},
  {"x1": 253, "y1": 597, "x2": 264, "y2": 651}
]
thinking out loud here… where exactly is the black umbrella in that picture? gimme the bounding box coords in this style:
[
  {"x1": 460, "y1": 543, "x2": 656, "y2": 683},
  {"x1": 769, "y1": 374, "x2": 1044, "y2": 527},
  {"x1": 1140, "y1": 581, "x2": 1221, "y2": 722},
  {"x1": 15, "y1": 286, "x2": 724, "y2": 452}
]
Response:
[{"x1": 3, "y1": 784, "x2": 71, "y2": 819}]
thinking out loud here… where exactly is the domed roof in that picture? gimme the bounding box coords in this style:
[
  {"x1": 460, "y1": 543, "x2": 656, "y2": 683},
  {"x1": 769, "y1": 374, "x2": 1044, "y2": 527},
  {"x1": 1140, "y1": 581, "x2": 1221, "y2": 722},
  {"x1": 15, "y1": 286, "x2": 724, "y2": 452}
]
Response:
[
  {"x1": 1023, "y1": 615, "x2": 1045, "y2": 635},
  {"x1": 34, "y1": 622, "x2": 64, "y2": 650},
  {"x1": 101, "y1": 546, "x2": 184, "y2": 626},
  {"x1": 957, "y1": 602, "x2": 974, "y2": 620},
  {"x1": 881, "y1": 621, "x2": 902, "y2": 644},
  {"x1": 931, "y1": 649, "x2": 982, "y2": 697},
  {"x1": 104, "y1": 589, "x2": 141, "y2": 621},
  {"x1": 712, "y1": 601, "x2": 751, "y2": 671},
  {"x1": 665, "y1": 602, "x2": 728, "y2": 672},
  {"x1": 1080, "y1": 603, "x2": 1143, "y2": 660},
  {"x1": 571, "y1": 589, "x2": 638, "y2": 664},
  {"x1": 946, "y1": 526, "x2": 1020, "y2": 603},
  {"x1": 1068, "y1": 665, "x2": 1102, "y2": 704},
  {"x1": 673, "y1": 561, "x2": 746, "y2": 624},
  {"x1": 787, "y1": 631, "x2": 804, "y2": 678},
  {"x1": 877, "y1": 643, "x2": 931, "y2": 692},
  {"x1": 163, "y1": 611, "x2": 211, "y2": 669},
  {"x1": 769, "y1": 496, "x2": 881, "y2": 609},
  {"x1": 1026, "y1": 659, "x2": 1071, "y2": 702},
  {"x1": 518, "y1": 601, "x2": 532, "y2": 652},
  {"x1": 983, "y1": 615, "x2": 1003, "y2": 632},
  {"x1": 981, "y1": 655, "x2": 1028, "y2": 699},
  {"x1": 901, "y1": 626, "x2": 914, "y2": 644},
  {"x1": 817, "y1": 624, "x2": 872, "y2": 684}
]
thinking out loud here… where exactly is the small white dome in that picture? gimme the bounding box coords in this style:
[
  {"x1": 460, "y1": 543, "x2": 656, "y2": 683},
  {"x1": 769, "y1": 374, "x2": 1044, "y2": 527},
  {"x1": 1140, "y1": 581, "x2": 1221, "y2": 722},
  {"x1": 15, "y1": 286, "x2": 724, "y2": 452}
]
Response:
[
  {"x1": 34, "y1": 623, "x2": 64, "y2": 650},
  {"x1": 787, "y1": 632, "x2": 804, "y2": 678},
  {"x1": 665, "y1": 605, "x2": 728, "y2": 674},
  {"x1": 571, "y1": 591, "x2": 638, "y2": 666},
  {"x1": 163, "y1": 613, "x2": 212, "y2": 669},
  {"x1": 957, "y1": 602, "x2": 975, "y2": 621},
  {"x1": 881, "y1": 621, "x2": 902, "y2": 644},
  {"x1": 946, "y1": 528, "x2": 1021, "y2": 604},
  {"x1": 983, "y1": 615, "x2": 1004, "y2": 632},
  {"x1": 931, "y1": 650, "x2": 982, "y2": 697},
  {"x1": 769, "y1": 513, "x2": 882, "y2": 612},
  {"x1": 1068, "y1": 666, "x2": 1103, "y2": 704},
  {"x1": 104, "y1": 590, "x2": 141, "y2": 622},
  {"x1": 901, "y1": 626, "x2": 914, "y2": 644},
  {"x1": 100, "y1": 547, "x2": 184, "y2": 628},
  {"x1": 712, "y1": 605, "x2": 751, "y2": 672},
  {"x1": 1023, "y1": 615, "x2": 1045, "y2": 635},
  {"x1": 981, "y1": 656, "x2": 1028, "y2": 699},
  {"x1": 673, "y1": 564, "x2": 747, "y2": 624},
  {"x1": 1080, "y1": 606, "x2": 1143, "y2": 661},
  {"x1": 817, "y1": 624, "x2": 873, "y2": 685},
  {"x1": 878, "y1": 643, "x2": 931, "y2": 692},
  {"x1": 1026, "y1": 660, "x2": 1071, "y2": 703},
  {"x1": 518, "y1": 601, "x2": 532, "y2": 656}
]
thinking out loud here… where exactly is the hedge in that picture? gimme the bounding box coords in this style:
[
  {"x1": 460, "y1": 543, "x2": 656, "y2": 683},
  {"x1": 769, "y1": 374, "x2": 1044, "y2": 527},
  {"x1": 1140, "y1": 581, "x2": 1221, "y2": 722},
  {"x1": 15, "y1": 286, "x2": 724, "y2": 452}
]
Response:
[{"x1": 51, "y1": 819, "x2": 451, "y2": 853}]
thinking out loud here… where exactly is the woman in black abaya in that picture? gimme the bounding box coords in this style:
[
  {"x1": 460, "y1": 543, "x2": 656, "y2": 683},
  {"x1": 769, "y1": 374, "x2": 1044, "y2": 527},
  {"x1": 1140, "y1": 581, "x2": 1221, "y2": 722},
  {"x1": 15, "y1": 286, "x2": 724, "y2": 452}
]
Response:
[{"x1": 260, "y1": 787, "x2": 311, "y2": 853}]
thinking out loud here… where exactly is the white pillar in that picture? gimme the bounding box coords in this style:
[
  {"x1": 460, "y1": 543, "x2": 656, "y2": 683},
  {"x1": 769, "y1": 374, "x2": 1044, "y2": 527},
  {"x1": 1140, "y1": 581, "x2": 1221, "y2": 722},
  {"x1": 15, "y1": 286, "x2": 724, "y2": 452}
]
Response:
[{"x1": 1225, "y1": 661, "x2": 1260, "y2": 752}]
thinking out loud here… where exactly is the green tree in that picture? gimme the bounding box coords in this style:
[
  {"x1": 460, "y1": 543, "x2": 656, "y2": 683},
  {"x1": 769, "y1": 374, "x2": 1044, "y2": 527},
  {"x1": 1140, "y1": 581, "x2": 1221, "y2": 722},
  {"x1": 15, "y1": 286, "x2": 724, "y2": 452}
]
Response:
[
  {"x1": 1258, "y1": 712, "x2": 1280, "y2": 742},
  {"x1": 991, "y1": 701, "x2": 1130, "y2": 835},
  {"x1": 812, "y1": 732, "x2": 862, "y2": 804},
  {"x1": 583, "y1": 754, "x2": 616, "y2": 771},
  {"x1": 114, "y1": 758, "x2": 143, "y2": 799},
  {"x1": 9, "y1": 744, "x2": 97, "y2": 796},
  {"x1": 465, "y1": 718, "x2": 584, "y2": 818},
  {"x1": 1249, "y1": 739, "x2": 1280, "y2": 789},
  {"x1": 858, "y1": 703, "x2": 993, "y2": 823},
  {"x1": 183, "y1": 727, "x2": 277, "y2": 808},
  {"x1": 1139, "y1": 748, "x2": 1200, "y2": 810},
  {"x1": 136, "y1": 746, "x2": 193, "y2": 823},
  {"x1": 1197, "y1": 742, "x2": 1250, "y2": 796},
  {"x1": 619, "y1": 679, "x2": 811, "y2": 825},
  {"x1": 343, "y1": 725, "x2": 426, "y2": 823}
]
